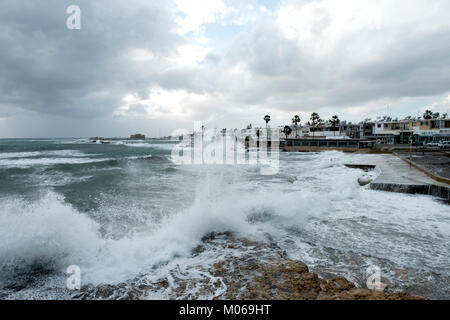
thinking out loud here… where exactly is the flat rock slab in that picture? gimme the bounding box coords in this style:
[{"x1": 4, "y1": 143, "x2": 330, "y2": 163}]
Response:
[
  {"x1": 371, "y1": 154, "x2": 448, "y2": 187},
  {"x1": 363, "y1": 154, "x2": 449, "y2": 202}
]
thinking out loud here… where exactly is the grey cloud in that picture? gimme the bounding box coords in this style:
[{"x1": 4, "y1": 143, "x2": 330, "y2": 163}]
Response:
[
  {"x1": 0, "y1": 0, "x2": 182, "y2": 118},
  {"x1": 2, "y1": 0, "x2": 450, "y2": 137},
  {"x1": 127, "y1": 103, "x2": 149, "y2": 115},
  {"x1": 214, "y1": 10, "x2": 450, "y2": 112}
]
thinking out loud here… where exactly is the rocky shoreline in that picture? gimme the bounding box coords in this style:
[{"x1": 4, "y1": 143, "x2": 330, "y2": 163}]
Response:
[{"x1": 76, "y1": 232, "x2": 424, "y2": 300}]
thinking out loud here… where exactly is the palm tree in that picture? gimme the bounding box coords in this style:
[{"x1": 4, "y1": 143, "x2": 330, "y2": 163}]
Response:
[
  {"x1": 264, "y1": 115, "x2": 271, "y2": 138},
  {"x1": 282, "y1": 126, "x2": 292, "y2": 139},
  {"x1": 292, "y1": 118, "x2": 296, "y2": 137},
  {"x1": 256, "y1": 129, "x2": 262, "y2": 149},
  {"x1": 329, "y1": 115, "x2": 340, "y2": 136},
  {"x1": 292, "y1": 115, "x2": 301, "y2": 138},
  {"x1": 310, "y1": 112, "x2": 322, "y2": 138},
  {"x1": 423, "y1": 110, "x2": 433, "y2": 120}
]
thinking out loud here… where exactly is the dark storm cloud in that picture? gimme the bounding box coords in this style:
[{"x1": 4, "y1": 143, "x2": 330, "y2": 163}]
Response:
[{"x1": 0, "y1": 0, "x2": 182, "y2": 117}]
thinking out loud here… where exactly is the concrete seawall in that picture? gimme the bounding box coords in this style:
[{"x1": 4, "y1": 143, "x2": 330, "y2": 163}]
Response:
[
  {"x1": 366, "y1": 155, "x2": 450, "y2": 203},
  {"x1": 369, "y1": 182, "x2": 450, "y2": 202}
]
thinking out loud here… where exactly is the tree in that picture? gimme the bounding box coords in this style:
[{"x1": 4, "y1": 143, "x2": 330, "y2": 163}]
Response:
[
  {"x1": 292, "y1": 115, "x2": 301, "y2": 138},
  {"x1": 423, "y1": 110, "x2": 433, "y2": 119},
  {"x1": 310, "y1": 112, "x2": 323, "y2": 138},
  {"x1": 282, "y1": 126, "x2": 292, "y2": 139},
  {"x1": 264, "y1": 115, "x2": 271, "y2": 138},
  {"x1": 329, "y1": 115, "x2": 340, "y2": 136},
  {"x1": 256, "y1": 129, "x2": 262, "y2": 148}
]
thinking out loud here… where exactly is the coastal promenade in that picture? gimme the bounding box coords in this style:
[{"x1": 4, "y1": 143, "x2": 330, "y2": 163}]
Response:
[
  {"x1": 394, "y1": 150, "x2": 450, "y2": 182},
  {"x1": 367, "y1": 154, "x2": 449, "y2": 202}
]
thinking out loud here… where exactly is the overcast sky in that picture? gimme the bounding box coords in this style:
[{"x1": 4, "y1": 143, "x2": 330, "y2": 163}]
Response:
[{"x1": 1, "y1": 0, "x2": 450, "y2": 138}]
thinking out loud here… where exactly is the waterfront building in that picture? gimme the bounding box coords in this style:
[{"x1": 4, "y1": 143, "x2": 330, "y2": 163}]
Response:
[
  {"x1": 283, "y1": 138, "x2": 374, "y2": 152},
  {"x1": 367, "y1": 117, "x2": 450, "y2": 144},
  {"x1": 338, "y1": 121, "x2": 361, "y2": 139},
  {"x1": 130, "y1": 133, "x2": 146, "y2": 140},
  {"x1": 276, "y1": 114, "x2": 449, "y2": 146}
]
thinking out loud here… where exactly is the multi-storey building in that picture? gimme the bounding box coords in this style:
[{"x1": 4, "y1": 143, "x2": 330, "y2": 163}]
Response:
[
  {"x1": 368, "y1": 117, "x2": 450, "y2": 144},
  {"x1": 277, "y1": 116, "x2": 450, "y2": 145}
]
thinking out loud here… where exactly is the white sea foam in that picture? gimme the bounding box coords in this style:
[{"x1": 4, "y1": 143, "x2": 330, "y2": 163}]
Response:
[
  {"x1": 0, "y1": 193, "x2": 102, "y2": 273},
  {"x1": 0, "y1": 150, "x2": 91, "y2": 159},
  {"x1": 0, "y1": 157, "x2": 111, "y2": 168},
  {"x1": 0, "y1": 152, "x2": 42, "y2": 159},
  {"x1": 122, "y1": 142, "x2": 176, "y2": 150},
  {"x1": 148, "y1": 143, "x2": 178, "y2": 151}
]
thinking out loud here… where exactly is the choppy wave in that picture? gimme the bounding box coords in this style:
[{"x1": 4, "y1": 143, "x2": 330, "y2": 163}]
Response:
[
  {"x1": 0, "y1": 150, "x2": 93, "y2": 159},
  {"x1": 0, "y1": 165, "x2": 317, "y2": 285},
  {"x1": 0, "y1": 152, "x2": 42, "y2": 159},
  {"x1": 0, "y1": 143, "x2": 449, "y2": 299},
  {"x1": 123, "y1": 142, "x2": 176, "y2": 150},
  {"x1": 0, "y1": 193, "x2": 101, "y2": 278},
  {"x1": 0, "y1": 157, "x2": 113, "y2": 168}
]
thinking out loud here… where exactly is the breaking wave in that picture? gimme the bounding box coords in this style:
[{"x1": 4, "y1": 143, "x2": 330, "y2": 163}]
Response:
[{"x1": 0, "y1": 157, "x2": 113, "y2": 168}]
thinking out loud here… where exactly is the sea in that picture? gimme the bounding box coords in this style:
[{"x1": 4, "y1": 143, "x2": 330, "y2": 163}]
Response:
[{"x1": 0, "y1": 138, "x2": 448, "y2": 299}]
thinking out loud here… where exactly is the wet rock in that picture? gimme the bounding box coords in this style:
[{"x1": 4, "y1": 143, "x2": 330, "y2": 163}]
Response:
[
  {"x1": 156, "y1": 279, "x2": 169, "y2": 289},
  {"x1": 358, "y1": 176, "x2": 373, "y2": 186},
  {"x1": 213, "y1": 263, "x2": 227, "y2": 276},
  {"x1": 400, "y1": 274, "x2": 408, "y2": 280},
  {"x1": 393, "y1": 268, "x2": 408, "y2": 275},
  {"x1": 73, "y1": 232, "x2": 425, "y2": 300},
  {"x1": 192, "y1": 244, "x2": 205, "y2": 256},
  {"x1": 96, "y1": 284, "x2": 116, "y2": 299},
  {"x1": 5, "y1": 284, "x2": 27, "y2": 292}
]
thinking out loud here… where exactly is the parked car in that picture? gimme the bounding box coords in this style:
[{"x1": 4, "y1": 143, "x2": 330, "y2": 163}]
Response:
[
  {"x1": 426, "y1": 142, "x2": 440, "y2": 147},
  {"x1": 438, "y1": 142, "x2": 450, "y2": 149}
]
